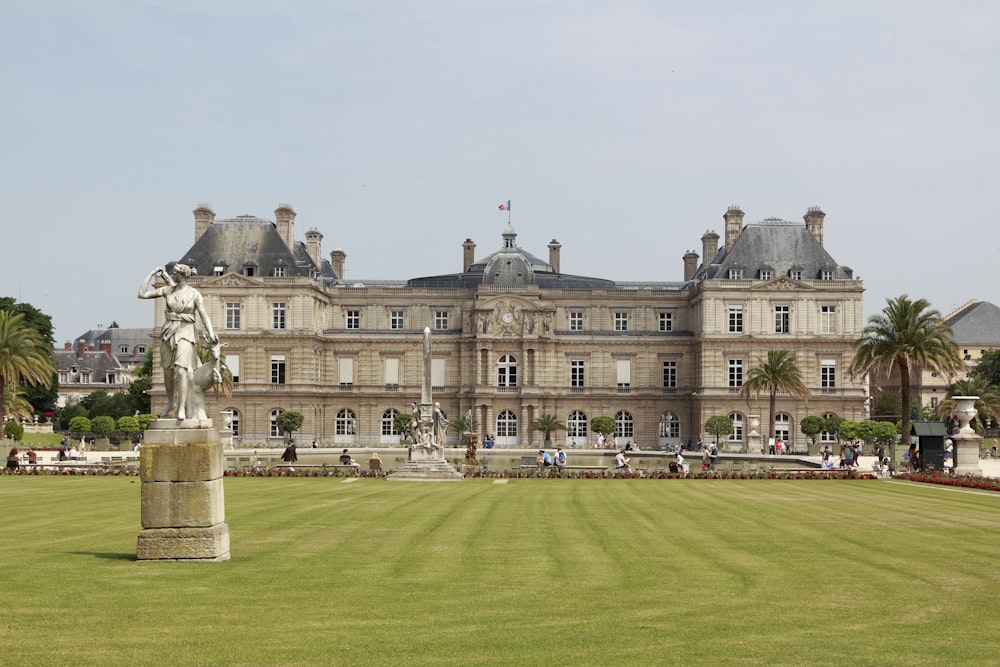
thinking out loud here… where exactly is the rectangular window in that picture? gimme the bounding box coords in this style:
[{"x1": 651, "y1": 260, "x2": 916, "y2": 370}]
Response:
[
  {"x1": 272, "y1": 302, "x2": 286, "y2": 330},
  {"x1": 760, "y1": 269, "x2": 773, "y2": 280},
  {"x1": 821, "y1": 361, "x2": 836, "y2": 390},
  {"x1": 789, "y1": 270, "x2": 802, "y2": 280},
  {"x1": 213, "y1": 265, "x2": 225, "y2": 276},
  {"x1": 662, "y1": 360, "x2": 677, "y2": 388},
  {"x1": 431, "y1": 358, "x2": 445, "y2": 388},
  {"x1": 225, "y1": 302, "x2": 241, "y2": 330},
  {"x1": 569, "y1": 312, "x2": 583, "y2": 331},
  {"x1": 821, "y1": 305, "x2": 837, "y2": 334},
  {"x1": 434, "y1": 311, "x2": 449, "y2": 330},
  {"x1": 227, "y1": 354, "x2": 240, "y2": 385},
  {"x1": 728, "y1": 268, "x2": 743, "y2": 280},
  {"x1": 270, "y1": 355, "x2": 286, "y2": 384},
  {"x1": 659, "y1": 312, "x2": 673, "y2": 332},
  {"x1": 339, "y1": 357, "x2": 354, "y2": 386},
  {"x1": 390, "y1": 310, "x2": 404, "y2": 330},
  {"x1": 774, "y1": 305, "x2": 789, "y2": 334},
  {"x1": 614, "y1": 312, "x2": 629, "y2": 332},
  {"x1": 821, "y1": 270, "x2": 833, "y2": 280},
  {"x1": 616, "y1": 359, "x2": 631, "y2": 390},
  {"x1": 346, "y1": 310, "x2": 360, "y2": 329},
  {"x1": 729, "y1": 306, "x2": 743, "y2": 334},
  {"x1": 570, "y1": 360, "x2": 585, "y2": 388},
  {"x1": 273, "y1": 266, "x2": 285, "y2": 277},
  {"x1": 728, "y1": 359, "x2": 743, "y2": 388},
  {"x1": 384, "y1": 358, "x2": 400, "y2": 387}
]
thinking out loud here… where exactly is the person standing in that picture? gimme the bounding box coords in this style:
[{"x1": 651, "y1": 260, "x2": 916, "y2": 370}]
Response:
[
  {"x1": 281, "y1": 441, "x2": 298, "y2": 465},
  {"x1": 554, "y1": 447, "x2": 567, "y2": 468},
  {"x1": 709, "y1": 443, "x2": 719, "y2": 471}
]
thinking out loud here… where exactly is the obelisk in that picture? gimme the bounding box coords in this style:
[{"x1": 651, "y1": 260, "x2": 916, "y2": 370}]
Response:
[{"x1": 387, "y1": 327, "x2": 463, "y2": 481}]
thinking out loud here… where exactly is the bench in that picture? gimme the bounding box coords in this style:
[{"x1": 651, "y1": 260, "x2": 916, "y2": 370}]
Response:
[{"x1": 519, "y1": 456, "x2": 539, "y2": 469}]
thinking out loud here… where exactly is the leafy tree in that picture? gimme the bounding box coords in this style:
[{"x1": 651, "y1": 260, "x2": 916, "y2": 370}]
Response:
[
  {"x1": 739, "y1": 350, "x2": 810, "y2": 439},
  {"x1": 590, "y1": 416, "x2": 616, "y2": 442},
  {"x1": 0, "y1": 310, "x2": 58, "y2": 419},
  {"x1": 935, "y1": 377, "x2": 1000, "y2": 430},
  {"x1": 449, "y1": 415, "x2": 477, "y2": 445},
  {"x1": 855, "y1": 420, "x2": 878, "y2": 444},
  {"x1": 91, "y1": 415, "x2": 116, "y2": 438},
  {"x1": 4, "y1": 420, "x2": 24, "y2": 441},
  {"x1": 704, "y1": 415, "x2": 734, "y2": 445},
  {"x1": 838, "y1": 420, "x2": 860, "y2": 442},
  {"x1": 800, "y1": 415, "x2": 824, "y2": 445},
  {"x1": 531, "y1": 414, "x2": 565, "y2": 443},
  {"x1": 822, "y1": 415, "x2": 843, "y2": 442},
  {"x1": 274, "y1": 410, "x2": 305, "y2": 444},
  {"x1": 68, "y1": 416, "x2": 92, "y2": 435},
  {"x1": 0, "y1": 298, "x2": 58, "y2": 416},
  {"x1": 872, "y1": 392, "x2": 900, "y2": 419},
  {"x1": 116, "y1": 415, "x2": 141, "y2": 436},
  {"x1": 850, "y1": 295, "x2": 963, "y2": 461},
  {"x1": 873, "y1": 421, "x2": 898, "y2": 446},
  {"x1": 393, "y1": 412, "x2": 413, "y2": 441},
  {"x1": 136, "y1": 413, "x2": 156, "y2": 432},
  {"x1": 971, "y1": 349, "x2": 1000, "y2": 386},
  {"x1": 128, "y1": 375, "x2": 152, "y2": 415}
]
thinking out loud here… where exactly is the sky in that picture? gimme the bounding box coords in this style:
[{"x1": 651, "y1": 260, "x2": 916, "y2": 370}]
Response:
[{"x1": 2, "y1": 1, "x2": 998, "y2": 345}]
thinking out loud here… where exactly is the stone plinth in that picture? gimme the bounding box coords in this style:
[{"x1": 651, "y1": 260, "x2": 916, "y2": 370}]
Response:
[
  {"x1": 953, "y1": 436, "x2": 983, "y2": 477},
  {"x1": 137, "y1": 423, "x2": 230, "y2": 561}
]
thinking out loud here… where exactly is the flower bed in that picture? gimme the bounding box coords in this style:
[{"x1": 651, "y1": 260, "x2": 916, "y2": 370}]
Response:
[{"x1": 896, "y1": 470, "x2": 1000, "y2": 492}]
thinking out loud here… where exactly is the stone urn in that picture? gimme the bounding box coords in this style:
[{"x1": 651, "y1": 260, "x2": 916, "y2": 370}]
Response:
[
  {"x1": 953, "y1": 396, "x2": 978, "y2": 435},
  {"x1": 951, "y1": 395, "x2": 982, "y2": 477}
]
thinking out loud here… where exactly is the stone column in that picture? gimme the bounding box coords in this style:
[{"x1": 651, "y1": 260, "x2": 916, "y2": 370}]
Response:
[
  {"x1": 951, "y1": 396, "x2": 983, "y2": 477},
  {"x1": 136, "y1": 420, "x2": 231, "y2": 561}
]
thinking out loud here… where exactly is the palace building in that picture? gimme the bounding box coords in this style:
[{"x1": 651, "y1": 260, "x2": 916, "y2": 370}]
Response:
[{"x1": 146, "y1": 203, "x2": 867, "y2": 451}]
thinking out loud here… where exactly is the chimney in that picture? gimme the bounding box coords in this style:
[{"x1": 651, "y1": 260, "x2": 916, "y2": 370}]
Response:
[
  {"x1": 193, "y1": 203, "x2": 215, "y2": 241},
  {"x1": 548, "y1": 239, "x2": 562, "y2": 274},
  {"x1": 701, "y1": 230, "x2": 720, "y2": 265},
  {"x1": 683, "y1": 250, "x2": 700, "y2": 281},
  {"x1": 77, "y1": 340, "x2": 86, "y2": 358},
  {"x1": 64, "y1": 342, "x2": 72, "y2": 351},
  {"x1": 723, "y1": 205, "x2": 744, "y2": 251},
  {"x1": 462, "y1": 239, "x2": 476, "y2": 272},
  {"x1": 305, "y1": 228, "x2": 324, "y2": 267},
  {"x1": 804, "y1": 206, "x2": 825, "y2": 246},
  {"x1": 274, "y1": 203, "x2": 297, "y2": 250},
  {"x1": 99, "y1": 342, "x2": 112, "y2": 356},
  {"x1": 330, "y1": 248, "x2": 346, "y2": 280}
]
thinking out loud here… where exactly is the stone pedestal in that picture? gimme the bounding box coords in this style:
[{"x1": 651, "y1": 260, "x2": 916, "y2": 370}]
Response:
[
  {"x1": 136, "y1": 420, "x2": 231, "y2": 561},
  {"x1": 387, "y1": 441, "x2": 463, "y2": 482},
  {"x1": 951, "y1": 396, "x2": 983, "y2": 477}
]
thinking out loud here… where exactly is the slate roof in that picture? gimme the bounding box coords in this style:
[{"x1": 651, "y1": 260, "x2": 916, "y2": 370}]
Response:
[
  {"x1": 944, "y1": 301, "x2": 1000, "y2": 346},
  {"x1": 693, "y1": 217, "x2": 853, "y2": 281},
  {"x1": 66, "y1": 327, "x2": 154, "y2": 367},
  {"x1": 54, "y1": 349, "x2": 125, "y2": 377},
  {"x1": 176, "y1": 215, "x2": 337, "y2": 279}
]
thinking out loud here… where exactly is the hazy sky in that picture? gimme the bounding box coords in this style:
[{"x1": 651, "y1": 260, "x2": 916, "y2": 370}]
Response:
[{"x1": 3, "y1": 1, "x2": 998, "y2": 344}]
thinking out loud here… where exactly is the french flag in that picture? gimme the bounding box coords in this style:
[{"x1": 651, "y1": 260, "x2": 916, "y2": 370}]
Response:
[{"x1": 498, "y1": 200, "x2": 511, "y2": 211}]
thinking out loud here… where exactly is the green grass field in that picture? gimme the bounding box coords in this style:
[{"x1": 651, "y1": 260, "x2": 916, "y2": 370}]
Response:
[{"x1": 2, "y1": 476, "x2": 999, "y2": 666}]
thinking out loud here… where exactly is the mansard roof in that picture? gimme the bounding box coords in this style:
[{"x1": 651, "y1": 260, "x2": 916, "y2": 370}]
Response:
[
  {"x1": 176, "y1": 215, "x2": 336, "y2": 279},
  {"x1": 944, "y1": 300, "x2": 1000, "y2": 346},
  {"x1": 694, "y1": 217, "x2": 853, "y2": 281}
]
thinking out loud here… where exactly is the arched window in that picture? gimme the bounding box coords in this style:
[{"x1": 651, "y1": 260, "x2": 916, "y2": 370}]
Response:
[
  {"x1": 567, "y1": 410, "x2": 588, "y2": 439},
  {"x1": 728, "y1": 412, "x2": 744, "y2": 441},
  {"x1": 659, "y1": 411, "x2": 680, "y2": 438},
  {"x1": 336, "y1": 408, "x2": 357, "y2": 435},
  {"x1": 821, "y1": 412, "x2": 838, "y2": 443},
  {"x1": 497, "y1": 354, "x2": 518, "y2": 388},
  {"x1": 774, "y1": 413, "x2": 791, "y2": 444},
  {"x1": 496, "y1": 410, "x2": 518, "y2": 437},
  {"x1": 269, "y1": 408, "x2": 284, "y2": 438},
  {"x1": 225, "y1": 408, "x2": 240, "y2": 437},
  {"x1": 382, "y1": 408, "x2": 399, "y2": 436},
  {"x1": 615, "y1": 411, "x2": 634, "y2": 438}
]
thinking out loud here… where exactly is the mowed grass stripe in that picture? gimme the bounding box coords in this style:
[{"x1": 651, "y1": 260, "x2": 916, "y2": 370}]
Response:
[{"x1": 2, "y1": 476, "x2": 1000, "y2": 665}]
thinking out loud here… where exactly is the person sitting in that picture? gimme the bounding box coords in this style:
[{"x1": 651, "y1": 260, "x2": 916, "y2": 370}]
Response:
[
  {"x1": 554, "y1": 448, "x2": 567, "y2": 468},
  {"x1": 67, "y1": 446, "x2": 79, "y2": 461},
  {"x1": 538, "y1": 450, "x2": 553, "y2": 467},
  {"x1": 368, "y1": 451, "x2": 383, "y2": 472},
  {"x1": 339, "y1": 448, "x2": 360, "y2": 469},
  {"x1": 26, "y1": 448, "x2": 37, "y2": 465},
  {"x1": 6, "y1": 447, "x2": 19, "y2": 471},
  {"x1": 614, "y1": 449, "x2": 631, "y2": 474}
]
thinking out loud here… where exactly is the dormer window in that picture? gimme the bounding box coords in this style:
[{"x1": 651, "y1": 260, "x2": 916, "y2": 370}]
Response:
[
  {"x1": 820, "y1": 270, "x2": 833, "y2": 280},
  {"x1": 789, "y1": 269, "x2": 802, "y2": 280},
  {"x1": 273, "y1": 265, "x2": 286, "y2": 277},
  {"x1": 728, "y1": 269, "x2": 743, "y2": 280},
  {"x1": 244, "y1": 264, "x2": 257, "y2": 277},
  {"x1": 760, "y1": 269, "x2": 773, "y2": 280},
  {"x1": 213, "y1": 265, "x2": 225, "y2": 276}
]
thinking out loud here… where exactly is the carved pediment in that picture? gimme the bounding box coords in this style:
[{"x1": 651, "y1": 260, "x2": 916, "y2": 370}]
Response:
[
  {"x1": 473, "y1": 297, "x2": 553, "y2": 337},
  {"x1": 752, "y1": 276, "x2": 812, "y2": 291},
  {"x1": 202, "y1": 273, "x2": 263, "y2": 288}
]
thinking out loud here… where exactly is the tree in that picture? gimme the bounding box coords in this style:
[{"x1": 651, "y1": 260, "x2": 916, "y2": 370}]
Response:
[
  {"x1": 68, "y1": 416, "x2": 92, "y2": 435},
  {"x1": 800, "y1": 415, "x2": 824, "y2": 445},
  {"x1": 116, "y1": 415, "x2": 141, "y2": 437},
  {"x1": 704, "y1": 415, "x2": 734, "y2": 445},
  {"x1": 4, "y1": 420, "x2": 24, "y2": 442},
  {"x1": 393, "y1": 412, "x2": 413, "y2": 442},
  {"x1": 935, "y1": 377, "x2": 1000, "y2": 431},
  {"x1": 91, "y1": 415, "x2": 116, "y2": 439},
  {"x1": 3, "y1": 385, "x2": 34, "y2": 421},
  {"x1": 822, "y1": 415, "x2": 843, "y2": 442},
  {"x1": 850, "y1": 295, "x2": 964, "y2": 461},
  {"x1": 971, "y1": 349, "x2": 1000, "y2": 386},
  {"x1": 136, "y1": 413, "x2": 156, "y2": 432},
  {"x1": 0, "y1": 298, "x2": 58, "y2": 416},
  {"x1": 0, "y1": 310, "x2": 58, "y2": 419},
  {"x1": 449, "y1": 415, "x2": 477, "y2": 446},
  {"x1": 739, "y1": 350, "x2": 810, "y2": 440},
  {"x1": 274, "y1": 411, "x2": 305, "y2": 444},
  {"x1": 532, "y1": 414, "x2": 565, "y2": 444},
  {"x1": 590, "y1": 416, "x2": 616, "y2": 443},
  {"x1": 872, "y1": 421, "x2": 898, "y2": 447}
]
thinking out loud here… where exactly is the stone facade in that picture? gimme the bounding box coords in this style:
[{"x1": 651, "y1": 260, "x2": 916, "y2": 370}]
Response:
[{"x1": 146, "y1": 204, "x2": 867, "y2": 452}]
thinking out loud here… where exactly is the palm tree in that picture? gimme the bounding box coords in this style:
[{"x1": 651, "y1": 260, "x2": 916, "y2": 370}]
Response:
[
  {"x1": 850, "y1": 295, "x2": 963, "y2": 459},
  {"x1": 532, "y1": 414, "x2": 565, "y2": 445},
  {"x1": 0, "y1": 311, "x2": 57, "y2": 418},
  {"x1": 936, "y1": 377, "x2": 1000, "y2": 431},
  {"x1": 739, "y1": 350, "x2": 810, "y2": 446},
  {"x1": 2, "y1": 385, "x2": 34, "y2": 421}
]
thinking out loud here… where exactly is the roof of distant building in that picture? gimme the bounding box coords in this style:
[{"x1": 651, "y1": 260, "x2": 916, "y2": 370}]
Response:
[{"x1": 944, "y1": 300, "x2": 1000, "y2": 346}]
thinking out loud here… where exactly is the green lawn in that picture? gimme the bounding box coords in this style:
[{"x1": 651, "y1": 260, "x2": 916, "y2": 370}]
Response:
[{"x1": 2, "y1": 476, "x2": 999, "y2": 666}]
